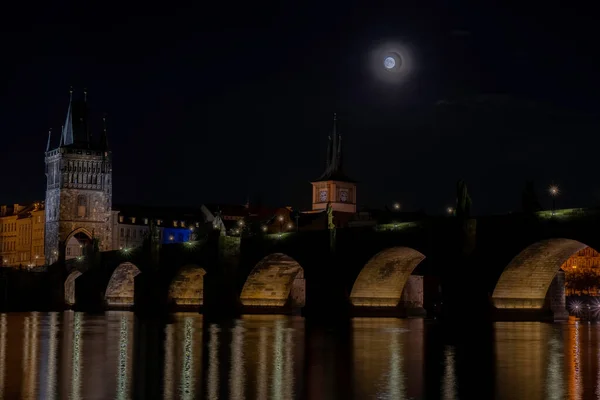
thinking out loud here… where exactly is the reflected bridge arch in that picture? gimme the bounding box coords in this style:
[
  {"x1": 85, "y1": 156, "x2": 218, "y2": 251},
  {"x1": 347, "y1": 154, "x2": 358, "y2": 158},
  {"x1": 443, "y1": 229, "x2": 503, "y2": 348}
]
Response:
[
  {"x1": 240, "y1": 253, "x2": 305, "y2": 309},
  {"x1": 350, "y1": 247, "x2": 426, "y2": 308},
  {"x1": 105, "y1": 262, "x2": 141, "y2": 308},
  {"x1": 168, "y1": 265, "x2": 207, "y2": 308},
  {"x1": 492, "y1": 238, "x2": 588, "y2": 310},
  {"x1": 64, "y1": 270, "x2": 83, "y2": 307}
]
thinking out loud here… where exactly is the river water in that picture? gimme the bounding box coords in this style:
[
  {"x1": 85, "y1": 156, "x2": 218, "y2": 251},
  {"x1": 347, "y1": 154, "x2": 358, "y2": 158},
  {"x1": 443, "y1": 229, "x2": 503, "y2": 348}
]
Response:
[{"x1": 0, "y1": 311, "x2": 597, "y2": 399}]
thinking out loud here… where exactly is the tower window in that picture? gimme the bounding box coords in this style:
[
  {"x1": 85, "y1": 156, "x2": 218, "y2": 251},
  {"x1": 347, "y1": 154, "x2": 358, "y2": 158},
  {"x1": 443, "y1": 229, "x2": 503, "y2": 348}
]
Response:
[{"x1": 77, "y1": 195, "x2": 87, "y2": 218}]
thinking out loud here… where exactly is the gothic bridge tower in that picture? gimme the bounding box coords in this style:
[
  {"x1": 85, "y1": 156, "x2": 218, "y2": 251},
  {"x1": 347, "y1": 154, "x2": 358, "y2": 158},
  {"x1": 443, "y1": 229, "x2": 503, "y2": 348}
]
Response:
[
  {"x1": 310, "y1": 113, "x2": 357, "y2": 213},
  {"x1": 44, "y1": 89, "x2": 112, "y2": 264}
]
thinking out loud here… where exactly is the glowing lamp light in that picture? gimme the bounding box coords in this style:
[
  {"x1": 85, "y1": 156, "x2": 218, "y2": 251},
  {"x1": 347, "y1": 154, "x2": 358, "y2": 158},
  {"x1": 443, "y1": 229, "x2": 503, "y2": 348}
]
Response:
[
  {"x1": 123, "y1": 248, "x2": 129, "y2": 253},
  {"x1": 447, "y1": 207, "x2": 454, "y2": 215},
  {"x1": 573, "y1": 265, "x2": 577, "y2": 269},
  {"x1": 261, "y1": 225, "x2": 267, "y2": 232},
  {"x1": 35, "y1": 255, "x2": 39, "y2": 259},
  {"x1": 79, "y1": 244, "x2": 83, "y2": 248},
  {"x1": 3, "y1": 259, "x2": 7, "y2": 263},
  {"x1": 189, "y1": 227, "x2": 194, "y2": 232},
  {"x1": 549, "y1": 185, "x2": 559, "y2": 196},
  {"x1": 393, "y1": 202, "x2": 400, "y2": 210},
  {"x1": 237, "y1": 219, "x2": 244, "y2": 227},
  {"x1": 278, "y1": 215, "x2": 284, "y2": 222},
  {"x1": 169, "y1": 235, "x2": 174, "y2": 241},
  {"x1": 287, "y1": 223, "x2": 293, "y2": 229}
]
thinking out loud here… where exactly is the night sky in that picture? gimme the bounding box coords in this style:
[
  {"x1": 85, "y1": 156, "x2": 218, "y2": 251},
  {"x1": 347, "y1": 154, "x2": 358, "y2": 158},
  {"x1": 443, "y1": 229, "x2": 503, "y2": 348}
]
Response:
[{"x1": 1, "y1": 1, "x2": 599, "y2": 215}]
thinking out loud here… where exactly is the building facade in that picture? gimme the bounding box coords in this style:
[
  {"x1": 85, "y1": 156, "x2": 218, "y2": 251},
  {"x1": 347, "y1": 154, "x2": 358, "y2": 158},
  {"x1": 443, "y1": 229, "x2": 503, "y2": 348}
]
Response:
[
  {"x1": 0, "y1": 203, "x2": 45, "y2": 267},
  {"x1": 44, "y1": 90, "x2": 113, "y2": 263}
]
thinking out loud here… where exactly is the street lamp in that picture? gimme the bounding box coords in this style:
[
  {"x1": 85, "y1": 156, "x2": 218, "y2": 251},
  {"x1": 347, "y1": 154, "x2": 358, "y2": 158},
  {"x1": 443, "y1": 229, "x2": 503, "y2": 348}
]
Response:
[
  {"x1": 393, "y1": 202, "x2": 401, "y2": 211},
  {"x1": 278, "y1": 215, "x2": 284, "y2": 233},
  {"x1": 549, "y1": 184, "x2": 559, "y2": 215},
  {"x1": 446, "y1": 207, "x2": 454, "y2": 216}
]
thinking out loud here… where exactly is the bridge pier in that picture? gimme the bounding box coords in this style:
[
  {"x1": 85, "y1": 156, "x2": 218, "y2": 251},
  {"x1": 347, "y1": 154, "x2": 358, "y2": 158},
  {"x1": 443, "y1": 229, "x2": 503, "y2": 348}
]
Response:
[
  {"x1": 203, "y1": 236, "x2": 242, "y2": 321},
  {"x1": 302, "y1": 255, "x2": 351, "y2": 323}
]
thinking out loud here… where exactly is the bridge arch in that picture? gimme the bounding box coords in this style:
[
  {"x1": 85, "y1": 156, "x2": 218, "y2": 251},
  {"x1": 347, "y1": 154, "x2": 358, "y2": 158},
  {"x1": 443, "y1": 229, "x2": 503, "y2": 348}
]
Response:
[
  {"x1": 240, "y1": 253, "x2": 305, "y2": 308},
  {"x1": 64, "y1": 270, "x2": 83, "y2": 306},
  {"x1": 350, "y1": 247, "x2": 426, "y2": 307},
  {"x1": 105, "y1": 262, "x2": 141, "y2": 307},
  {"x1": 168, "y1": 265, "x2": 207, "y2": 307},
  {"x1": 492, "y1": 238, "x2": 588, "y2": 309},
  {"x1": 64, "y1": 228, "x2": 93, "y2": 260}
]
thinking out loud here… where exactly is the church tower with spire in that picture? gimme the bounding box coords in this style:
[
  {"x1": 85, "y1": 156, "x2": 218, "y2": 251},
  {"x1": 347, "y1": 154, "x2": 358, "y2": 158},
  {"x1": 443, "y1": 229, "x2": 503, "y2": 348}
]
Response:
[
  {"x1": 44, "y1": 89, "x2": 113, "y2": 264},
  {"x1": 311, "y1": 113, "x2": 357, "y2": 213}
]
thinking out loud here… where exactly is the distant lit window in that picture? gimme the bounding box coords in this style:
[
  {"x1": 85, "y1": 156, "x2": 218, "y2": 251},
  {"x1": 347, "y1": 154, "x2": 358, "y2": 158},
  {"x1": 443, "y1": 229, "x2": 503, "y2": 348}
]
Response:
[
  {"x1": 144, "y1": 218, "x2": 148, "y2": 224},
  {"x1": 157, "y1": 220, "x2": 162, "y2": 226},
  {"x1": 173, "y1": 221, "x2": 178, "y2": 227},
  {"x1": 119, "y1": 216, "x2": 124, "y2": 223},
  {"x1": 181, "y1": 221, "x2": 186, "y2": 228},
  {"x1": 130, "y1": 217, "x2": 136, "y2": 224}
]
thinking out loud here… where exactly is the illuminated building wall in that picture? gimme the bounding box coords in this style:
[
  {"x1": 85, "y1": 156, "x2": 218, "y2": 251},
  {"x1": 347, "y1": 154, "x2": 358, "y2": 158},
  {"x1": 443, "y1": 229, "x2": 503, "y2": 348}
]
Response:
[
  {"x1": 560, "y1": 247, "x2": 600, "y2": 295},
  {"x1": 0, "y1": 203, "x2": 45, "y2": 267}
]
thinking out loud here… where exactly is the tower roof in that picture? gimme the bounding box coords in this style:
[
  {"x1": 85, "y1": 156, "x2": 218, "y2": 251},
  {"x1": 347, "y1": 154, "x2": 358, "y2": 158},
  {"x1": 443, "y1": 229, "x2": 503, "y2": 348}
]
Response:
[
  {"x1": 48, "y1": 88, "x2": 110, "y2": 152},
  {"x1": 314, "y1": 113, "x2": 355, "y2": 183},
  {"x1": 62, "y1": 88, "x2": 91, "y2": 148}
]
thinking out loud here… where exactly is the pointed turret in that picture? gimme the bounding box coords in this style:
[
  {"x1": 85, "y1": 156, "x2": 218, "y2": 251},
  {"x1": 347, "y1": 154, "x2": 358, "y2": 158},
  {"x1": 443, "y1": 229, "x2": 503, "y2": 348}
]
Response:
[
  {"x1": 46, "y1": 128, "x2": 52, "y2": 152},
  {"x1": 61, "y1": 88, "x2": 74, "y2": 146},
  {"x1": 315, "y1": 113, "x2": 354, "y2": 182},
  {"x1": 100, "y1": 114, "x2": 109, "y2": 151}
]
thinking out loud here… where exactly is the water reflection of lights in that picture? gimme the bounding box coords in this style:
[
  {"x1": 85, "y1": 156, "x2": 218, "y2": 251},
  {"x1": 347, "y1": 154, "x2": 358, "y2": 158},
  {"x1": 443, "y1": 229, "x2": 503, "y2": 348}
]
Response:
[
  {"x1": 71, "y1": 312, "x2": 83, "y2": 400},
  {"x1": 164, "y1": 324, "x2": 174, "y2": 400},
  {"x1": 257, "y1": 326, "x2": 268, "y2": 400},
  {"x1": 181, "y1": 317, "x2": 194, "y2": 400},
  {"x1": 45, "y1": 313, "x2": 59, "y2": 398},
  {"x1": 388, "y1": 332, "x2": 406, "y2": 399},
  {"x1": 0, "y1": 314, "x2": 6, "y2": 399},
  {"x1": 568, "y1": 322, "x2": 582, "y2": 400},
  {"x1": 283, "y1": 326, "x2": 294, "y2": 400},
  {"x1": 117, "y1": 315, "x2": 129, "y2": 400},
  {"x1": 272, "y1": 320, "x2": 284, "y2": 399},
  {"x1": 22, "y1": 313, "x2": 39, "y2": 399},
  {"x1": 545, "y1": 334, "x2": 564, "y2": 400},
  {"x1": 230, "y1": 320, "x2": 245, "y2": 399},
  {"x1": 208, "y1": 324, "x2": 220, "y2": 400},
  {"x1": 442, "y1": 346, "x2": 457, "y2": 400}
]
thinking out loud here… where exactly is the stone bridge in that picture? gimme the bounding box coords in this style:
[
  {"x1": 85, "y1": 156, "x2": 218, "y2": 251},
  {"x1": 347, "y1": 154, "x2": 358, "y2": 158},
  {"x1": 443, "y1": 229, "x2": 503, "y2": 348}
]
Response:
[{"x1": 14, "y1": 208, "x2": 600, "y2": 321}]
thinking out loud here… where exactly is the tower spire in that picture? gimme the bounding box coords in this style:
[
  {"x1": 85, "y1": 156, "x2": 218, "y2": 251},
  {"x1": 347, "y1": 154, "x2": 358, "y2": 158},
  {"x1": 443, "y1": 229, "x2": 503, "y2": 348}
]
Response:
[
  {"x1": 100, "y1": 114, "x2": 109, "y2": 151},
  {"x1": 62, "y1": 87, "x2": 74, "y2": 146},
  {"x1": 46, "y1": 128, "x2": 52, "y2": 152}
]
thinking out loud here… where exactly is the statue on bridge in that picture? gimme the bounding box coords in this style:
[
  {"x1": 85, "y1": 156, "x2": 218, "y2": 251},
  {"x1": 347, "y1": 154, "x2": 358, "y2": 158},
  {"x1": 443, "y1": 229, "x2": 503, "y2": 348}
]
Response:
[
  {"x1": 326, "y1": 202, "x2": 335, "y2": 230},
  {"x1": 456, "y1": 180, "x2": 472, "y2": 219}
]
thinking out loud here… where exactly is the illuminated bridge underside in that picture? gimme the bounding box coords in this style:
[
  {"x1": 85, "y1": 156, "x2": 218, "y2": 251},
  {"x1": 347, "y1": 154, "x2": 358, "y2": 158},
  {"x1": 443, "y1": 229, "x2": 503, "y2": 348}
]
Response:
[
  {"x1": 64, "y1": 270, "x2": 82, "y2": 306},
  {"x1": 350, "y1": 247, "x2": 425, "y2": 307},
  {"x1": 105, "y1": 263, "x2": 141, "y2": 307},
  {"x1": 240, "y1": 253, "x2": 304, "y2": 307},
  {"x1": 168, "y1": 265, "x2": 206, "y2": 306},
  {"x1": 492, "y1": 238, "x2": 587, "y2": 309}
]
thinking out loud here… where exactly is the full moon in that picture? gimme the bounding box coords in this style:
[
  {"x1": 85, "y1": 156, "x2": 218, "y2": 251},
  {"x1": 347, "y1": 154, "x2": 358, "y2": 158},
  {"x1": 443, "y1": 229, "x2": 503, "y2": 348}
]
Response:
[{"x1": 384, "y1": 56, "x2": 396, "y2": 69}]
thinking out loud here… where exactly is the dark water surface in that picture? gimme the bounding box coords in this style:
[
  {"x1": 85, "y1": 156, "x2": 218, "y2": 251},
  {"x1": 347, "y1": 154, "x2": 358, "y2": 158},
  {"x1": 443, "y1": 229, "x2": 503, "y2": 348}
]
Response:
[{"x1": 0, "y1": 312, "x2": 598, "y2": 399}]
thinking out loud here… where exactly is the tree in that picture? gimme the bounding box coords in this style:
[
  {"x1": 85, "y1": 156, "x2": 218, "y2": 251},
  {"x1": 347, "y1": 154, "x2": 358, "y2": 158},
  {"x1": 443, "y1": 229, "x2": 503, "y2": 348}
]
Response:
[
  {"x1": 522, "y1": 181, "x2": 542, "y2": 213},
  {"x1": 455, "y1": 180, "x2": 472, "y2": 219}
]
